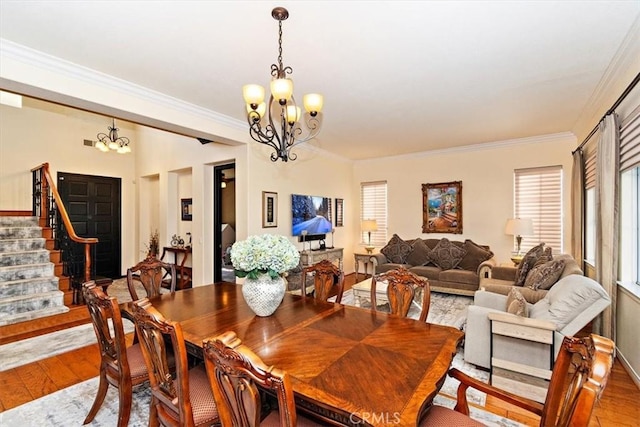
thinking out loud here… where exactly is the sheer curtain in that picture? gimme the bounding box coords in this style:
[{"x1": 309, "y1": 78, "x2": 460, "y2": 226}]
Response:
[
  {"x1": 571, "y1": 149, "x2": 584, "y2": 269},
  {"x1": 594, "y1": 113, "x2": 620, "y2": 340}
]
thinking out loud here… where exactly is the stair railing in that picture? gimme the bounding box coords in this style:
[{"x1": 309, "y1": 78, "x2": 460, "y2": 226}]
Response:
[{"x1": 31, "y1": 163, "x2": 98, "y2": 291}]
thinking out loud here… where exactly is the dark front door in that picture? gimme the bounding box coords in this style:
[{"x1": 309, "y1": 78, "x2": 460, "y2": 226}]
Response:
[{"x1": 58, "y1": 172, "x2": 121, "y2": 279}]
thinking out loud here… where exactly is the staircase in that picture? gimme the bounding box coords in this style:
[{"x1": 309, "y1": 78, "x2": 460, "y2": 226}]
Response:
[{"x1": 0, "y1": 216, "x2": 69, "y2": 326}]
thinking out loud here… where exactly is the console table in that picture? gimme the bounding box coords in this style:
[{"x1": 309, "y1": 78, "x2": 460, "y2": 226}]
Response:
[
  {"x1": 160, "y1": 246, "x2": 192, "y2": 290},
  {"x1": 299, "y1": 247, "x2": 343, "y2": 269}
]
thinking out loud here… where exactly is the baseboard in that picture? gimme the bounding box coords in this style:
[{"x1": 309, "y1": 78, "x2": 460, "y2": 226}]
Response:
[{"x1": 616, "y1": 346, "x2": 640, "y2": 390}]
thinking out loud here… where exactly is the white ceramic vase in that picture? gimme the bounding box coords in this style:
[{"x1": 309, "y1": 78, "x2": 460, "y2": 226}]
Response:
[{"x1": 242, "y1": 273, "x2": 286, "y2": 317}]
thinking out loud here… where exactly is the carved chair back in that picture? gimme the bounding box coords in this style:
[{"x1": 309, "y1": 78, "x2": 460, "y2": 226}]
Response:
[
  {"x1": 371, "y1": 267, "x2": 431, "y2": 322},
  {"x1": 82, "y1": 281, "x2": 149, "y2": 427},
  {"x1": 127, "y1": 256, "x2": 176, "y2": 301},
  {"x1": 301, "y1": 259, "x2": 345, "y2": 303},
  {"x1": 132, "y1": 298, "x2": 201, "y2": 427},
  {"x1": 203, "y1": 331, "x2": 297, "y2": 427},
  {"x1": 541, "y1": 334, "x2": 614, "y2": 426}
]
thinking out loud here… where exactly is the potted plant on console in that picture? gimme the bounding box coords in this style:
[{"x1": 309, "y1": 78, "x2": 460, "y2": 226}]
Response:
[{"x1": 231, "y1": 234, "x2": 300, "y2": 316}]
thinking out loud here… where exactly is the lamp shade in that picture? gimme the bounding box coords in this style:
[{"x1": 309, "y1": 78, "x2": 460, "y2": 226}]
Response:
[
  {"x1": 361, "y1": 219, "x2": 378, "y2": 232},
  {"x1": 242, "y1": 84, "x2": 265, "y2": 105},
  {"x1": 270, "y1": 78, "x2": 293, "y2": 102},
  {"x1": 504, "y1": 218, "x2": 534, "y2": 236},
  {"x1": 303, "y1": 93, "x2": 323, "y2": 114}
]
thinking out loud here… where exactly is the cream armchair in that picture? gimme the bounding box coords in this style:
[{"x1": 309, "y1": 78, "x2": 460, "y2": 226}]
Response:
[{"x1": 464, "y1": 274, "x2": 611, "y2": 370}]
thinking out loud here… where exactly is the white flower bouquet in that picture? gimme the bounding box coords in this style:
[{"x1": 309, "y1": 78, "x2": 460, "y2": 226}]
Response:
[{"x1": 230, "y1": 234, "x2": 300, "y2": 279}]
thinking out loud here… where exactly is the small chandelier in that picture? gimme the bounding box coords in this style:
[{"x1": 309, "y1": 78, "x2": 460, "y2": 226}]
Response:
[
  {"x1": 95, "y1": 118, "x2": 131, "y2": 154},
  {"x1": 242, "y1": 7, "x2": 323, "y2": 162}
]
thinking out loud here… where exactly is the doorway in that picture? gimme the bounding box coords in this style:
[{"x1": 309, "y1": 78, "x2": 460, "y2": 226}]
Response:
[
  {"x1": 57, "y1": 172, "x2": 122, "y2": 279},
  {"x1": 214, "y1": 164, "x2": 236, "y2": 282}
]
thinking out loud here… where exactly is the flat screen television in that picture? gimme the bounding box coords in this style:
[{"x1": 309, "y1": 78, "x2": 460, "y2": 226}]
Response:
[{"x1": 291, "y1": 194, "x2": 333, "y2": 237}]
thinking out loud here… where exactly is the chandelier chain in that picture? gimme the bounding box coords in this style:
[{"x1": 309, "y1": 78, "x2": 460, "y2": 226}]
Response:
[{"x1": 277, "y1": 20, "x2": 284, "y2": 73}]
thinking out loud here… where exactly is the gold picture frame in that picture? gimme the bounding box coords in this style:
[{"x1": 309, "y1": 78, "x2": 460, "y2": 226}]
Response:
[
  {"x1": 422, "y1": 181, "x2": 462, "y2": 233},
  {"x1": 262, "y1": 191, "x2": 277, "y2": 228}
]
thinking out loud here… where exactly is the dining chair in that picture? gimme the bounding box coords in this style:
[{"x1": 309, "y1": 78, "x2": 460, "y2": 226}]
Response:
[
  {"x1": 82, "y1": 281, "x2": 149, "y2": 427},
  {"x1": 420, "y1": 333, "x2": 615, "y2": 426},
  {"x1": 301, "y1": 259, "x2": 345, "y2": 303},
  {"x1": 126, "y1": 256, "x2": 176, "y2": 301},
  {"x1": 202, "y1": 331, "x2": 322, "y2": 427},
  {"x1": 371, "y1": 267, "x2": 431, "y2": 322},
  {"x1": 132, "y1": 298, "x2": 219, "y2": 427}
]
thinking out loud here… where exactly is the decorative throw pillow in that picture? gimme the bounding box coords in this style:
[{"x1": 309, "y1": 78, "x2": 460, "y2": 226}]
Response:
[
  {"x1": 405, "y1": 239, "x2": 432, "y2": 266},
  {"x1": 380, "y1": 234, "x2": 412, "y2": 264},
  {"x1": 514, "y1": 243, "x2": 546, "y2": 287},
  {"x1": 506, "y1": 287, "x2": 528, "y2": 317},
  {"x1": 457, "y1": 239, "x2": 493, "y2": 272},
  {"x1": 524, "y1": 259, "x2": 565, "y2": 290},
  {"x1": 533, "y1": 246, "x2": 553, "y2": 267},
  {"x1": 428, "y1": 238, "x2": 467, "y2": 270}
]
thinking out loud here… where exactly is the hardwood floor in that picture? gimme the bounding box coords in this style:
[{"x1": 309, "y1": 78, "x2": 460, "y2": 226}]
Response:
[{"x1": 1, "y1": 275, "x2": 638, "y2": 426}]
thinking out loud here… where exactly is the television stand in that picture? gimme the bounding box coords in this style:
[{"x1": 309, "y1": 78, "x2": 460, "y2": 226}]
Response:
[{"x1": 300, "y1": 247, "x2": 343, "y2": 270}]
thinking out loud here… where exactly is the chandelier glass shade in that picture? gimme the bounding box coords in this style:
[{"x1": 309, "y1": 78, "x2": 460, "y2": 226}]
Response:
[
  {"x1": 95, "y1": 118, "x2": 131, "y2": 154},
  {"x1": 242, "y1": 7, "x2": 323, "y2": 162}
]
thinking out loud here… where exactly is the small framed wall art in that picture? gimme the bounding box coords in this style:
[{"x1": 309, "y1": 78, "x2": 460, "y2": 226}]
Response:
[
  {"x1": 262, "y1": 191, "x2": 278, "y2": 228},
  {"x1": 335, "y1": 198, "x2": 344, "y2": 227},
  {"x1": 181, "y1": 198, "x2": 193, "y2": 221},
  {"x1": 422, "y1": 181, "x2": 462, "y2": 233}
]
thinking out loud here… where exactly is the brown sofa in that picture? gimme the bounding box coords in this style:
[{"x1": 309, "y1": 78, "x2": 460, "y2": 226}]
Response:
[{"x1": 370, "y1": 236, "x2": 496, "y2": 296}]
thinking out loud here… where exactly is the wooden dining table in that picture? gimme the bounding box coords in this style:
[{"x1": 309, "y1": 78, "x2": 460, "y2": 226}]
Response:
[{"x1": 122, "y1": 282, "x2": 463, "y2": 426}]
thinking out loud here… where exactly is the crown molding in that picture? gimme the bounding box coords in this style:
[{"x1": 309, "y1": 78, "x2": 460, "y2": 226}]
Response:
[
  {"x1": 0, "y1": 38, "x2": 246, "y2": 131},
  {"x1": 572, "y1": 15, "x2": 640, "y2": 137},
  {"x1": 355, "y1": 132, "x2": 576, "y2": 164}
]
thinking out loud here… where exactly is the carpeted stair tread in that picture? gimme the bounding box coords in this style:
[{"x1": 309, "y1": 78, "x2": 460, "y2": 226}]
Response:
[
  {"x1": 0, "y1": 262, "x2": 54, "y2": 282},
  {"x1": 0, "y1": 238, "x2": 47, "y2": 253},
  {"x1": 0, "y1": 276, "x2": 60, "y2": 298},
  {"x1": 0, "y1": 305, "x2": 70, "y2": 326},
  {"x1": 0, "y1": 249, "x2": 51, "y2": 267},
  {"x1": 0, "y1": 226, "x2": 43, "y2": 239},
  {"x1": 0, "y1": 216, "x2": 38, "y2": 227}
]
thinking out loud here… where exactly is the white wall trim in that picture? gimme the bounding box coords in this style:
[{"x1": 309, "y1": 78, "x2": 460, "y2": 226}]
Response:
[
  {"x1": 617, "y1": 346, "x2": 640, "y2": 391},
  {"x1": 354, "y1": 132, "x2": 576, "y2": 164},
  {"x1": 0, "y1": 39, "x2": 245, "y2": 131}
]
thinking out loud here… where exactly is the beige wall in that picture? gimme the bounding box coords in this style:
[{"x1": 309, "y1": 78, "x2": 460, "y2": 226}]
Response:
[
  {"x1": 0, "y1": 100, "x2": 138, "y2": 272},
  {"x1": 353, "y1": 133, "x2": 576, "y2": 262}
]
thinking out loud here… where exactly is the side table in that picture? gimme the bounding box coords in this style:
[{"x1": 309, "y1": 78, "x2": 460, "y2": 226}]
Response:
[
  {"x1": 160, "y1": 246, "x2": 193, "y2": 290},
  {"x1": 354, "y1": 253, "x2": 374, "y2": 280}
]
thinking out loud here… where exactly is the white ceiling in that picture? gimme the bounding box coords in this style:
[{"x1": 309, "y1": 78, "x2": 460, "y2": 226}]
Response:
[{"x1": 1, "y1": 1, "x2": 639, "y2": 160}]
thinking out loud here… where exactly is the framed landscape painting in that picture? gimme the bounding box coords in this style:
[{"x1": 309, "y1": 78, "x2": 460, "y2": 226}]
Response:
[{"x1": 422, "y1": 181, "x2": 462, "y2": 234}]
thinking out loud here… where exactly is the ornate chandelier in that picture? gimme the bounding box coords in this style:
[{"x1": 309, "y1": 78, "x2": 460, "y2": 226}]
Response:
[
  {"x1": 242, "y1": 7, "x2": 323, "y2": 162},
  {"x1": 95, "y1": 118, "x2": 131, "y2": 154}
]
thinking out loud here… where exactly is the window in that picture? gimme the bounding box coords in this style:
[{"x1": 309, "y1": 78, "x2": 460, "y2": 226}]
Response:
[
  {"x1": 514, "y1": 166, "x2": 563, "y2": 253},
  {"x1": 619, "y1": 108, "x2": 640, "y2": 286},
  {"x1": 360, "y1": 181, "x2": 387, "y2": 246},
  {"x1": 620, "y1": 167, "x2": 639, "y2": 285},
  {"x1": 584, "y1": 152, "x2": 597, "y2": 265}
]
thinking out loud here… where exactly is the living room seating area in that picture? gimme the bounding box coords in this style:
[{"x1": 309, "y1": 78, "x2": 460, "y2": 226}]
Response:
[{"x1": 371, "y1": 235, "x2": 496, "y2": 296}]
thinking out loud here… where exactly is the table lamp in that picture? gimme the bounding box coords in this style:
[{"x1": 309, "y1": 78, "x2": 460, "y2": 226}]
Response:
[
  {"x1": 361, "y1": 219, "x2": 378, "y2": 254},
  {"x1": 504, "y1": 218, "x2": 534, "y2": 256}
]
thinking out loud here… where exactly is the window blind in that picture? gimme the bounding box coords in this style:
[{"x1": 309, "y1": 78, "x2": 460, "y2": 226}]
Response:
[
  {"x1": 514, "y1": 166, "x2": 563, "y2": 253},
  {"x1": 360, "y1": 181, "x2": 388, "y2": 246},
  {"x1": 620, "y1": 105, "x2": 640, "y2": 172},
  {"x1": 585, "y1": 152, "x2": 597, "y2": 189}
]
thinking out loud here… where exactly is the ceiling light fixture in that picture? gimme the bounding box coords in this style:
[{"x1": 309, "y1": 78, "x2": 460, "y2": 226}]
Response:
[
  {"x1": 242, "y1": 7, "x2": 323, "y2": 162},
  {"x1": 95, "y1": 118, "x2": 131, "y2": 154}
]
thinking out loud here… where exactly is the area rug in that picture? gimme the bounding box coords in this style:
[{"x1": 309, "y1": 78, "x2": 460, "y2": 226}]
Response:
[{"x1": 0, "y1": 376, "x2": 524, "y2": 427}]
